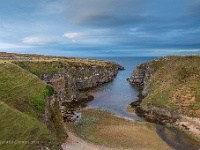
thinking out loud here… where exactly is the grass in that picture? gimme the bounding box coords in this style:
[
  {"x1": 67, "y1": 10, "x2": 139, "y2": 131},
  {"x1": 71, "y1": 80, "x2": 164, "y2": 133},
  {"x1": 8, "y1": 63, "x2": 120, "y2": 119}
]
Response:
[
  {"x1": 0, "y1": 102, "x2": 58, "y2": 150},
  {"x1": 126, "y1": 104, "x2": 136, "y2": 114},
  {"x1": 0, "y1": 61, "x2": 63, "y2": 149},
  {"x1": 69, "y1": 109, "x2": 171, "y2": 150},
  {"x1": 0, "y1": 52, "x2": 115, "y2": 69},
  {"x1": 12, "y1": 60, "x2": 69, "y2": 76},
  {"x1": 48, "y1": 101, "x2": 67, "y2": 142},
  {"x1": 141, "y1": 55, "x2": 200, "y2": 117},
  {"x1": 0, "y1": 62, "x2": 52, "y2": 117}
]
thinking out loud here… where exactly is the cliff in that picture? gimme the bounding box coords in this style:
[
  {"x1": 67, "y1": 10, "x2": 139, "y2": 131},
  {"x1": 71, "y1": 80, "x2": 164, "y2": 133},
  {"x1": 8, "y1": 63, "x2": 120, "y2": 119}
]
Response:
[
  {"x1": 0, "y1": 52, "x2": 123, "y2": 150},
  {"x1": 129, "y1": 55, "x2": 200, "y2": 140},
  {"x1": 13, "y1": 58, "x2": 122, "y2": 122}
]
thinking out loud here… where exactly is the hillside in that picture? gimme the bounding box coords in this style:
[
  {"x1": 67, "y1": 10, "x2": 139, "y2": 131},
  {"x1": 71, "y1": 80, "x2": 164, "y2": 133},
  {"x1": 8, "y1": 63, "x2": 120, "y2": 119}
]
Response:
[
  {"x1": 0, "y1": 52, "x2": 122, "y2": 150},
  {"x1": 129, "y1": 55, "x2": 200, "y2": 140},
  {"x1": 0, "y1": 62, "x2": 60, "y2": 149},
  {"x1": 0, "y1": 102, "x2": 58, "y2": 150}
]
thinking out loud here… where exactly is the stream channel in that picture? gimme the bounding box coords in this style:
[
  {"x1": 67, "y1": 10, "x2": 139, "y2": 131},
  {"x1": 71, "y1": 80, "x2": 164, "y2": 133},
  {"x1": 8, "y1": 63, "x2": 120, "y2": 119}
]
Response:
[{"x1": 85, "y1": 57, "x2": 200, "y2": 150}]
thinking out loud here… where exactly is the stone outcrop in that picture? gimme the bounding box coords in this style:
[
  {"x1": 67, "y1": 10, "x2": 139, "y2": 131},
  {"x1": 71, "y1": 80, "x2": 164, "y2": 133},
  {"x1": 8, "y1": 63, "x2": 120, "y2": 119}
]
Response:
[
  {"x1": 39, "y1": 63, "x2": 122, "y2": 122},
  {"x1": 131, "y1": 102, "x2": 179, "y2": 124},
  {"x1": 129, "y1": 60, "x2": 179, "y2": 124},
  {"x1": 129, "y1": 62, "x2": 155, "y2": 98}
]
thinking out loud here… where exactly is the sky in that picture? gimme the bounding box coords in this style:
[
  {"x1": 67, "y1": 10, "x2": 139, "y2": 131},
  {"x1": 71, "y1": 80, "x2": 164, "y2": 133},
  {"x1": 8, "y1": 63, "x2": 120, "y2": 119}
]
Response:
[{"x1": 0, "y1": 0, "x2": 200, "y2": 57}]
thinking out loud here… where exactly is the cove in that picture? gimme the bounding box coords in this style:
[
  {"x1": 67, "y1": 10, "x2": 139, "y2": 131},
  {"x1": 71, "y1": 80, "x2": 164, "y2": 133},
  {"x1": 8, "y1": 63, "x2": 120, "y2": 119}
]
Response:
[
  {"x1": 86, "y1": 57, "x2": 200, "y2": 150},
  {"x1": 87, "y1": 57, "x2": 151, "y2": 119}
]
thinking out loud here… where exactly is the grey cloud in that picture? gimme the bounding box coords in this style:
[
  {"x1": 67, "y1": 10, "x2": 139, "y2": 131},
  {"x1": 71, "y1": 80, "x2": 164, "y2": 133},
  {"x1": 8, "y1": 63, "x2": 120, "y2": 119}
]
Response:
[
  {"x1": 63, "y1": 0, "x2": 147, "y2": 26},
  {"x1": 62, "y1": 0, "x2": 200, "y2": 42},
  {"x1": 188, "y1": 0, "x2": 200, "y2": 14},
  {"x1": 74, "y1": 15, "x2": 156, "y2": 28}
]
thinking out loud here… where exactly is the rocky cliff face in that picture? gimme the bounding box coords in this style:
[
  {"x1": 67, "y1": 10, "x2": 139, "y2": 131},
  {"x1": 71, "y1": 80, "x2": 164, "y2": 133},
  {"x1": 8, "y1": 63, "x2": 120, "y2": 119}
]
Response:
[
  {"x1": 129, "y1": 59, "x2": 180, "y2": 124},
  {"x1": 129, "y1": 62, "x2": 155, "y2": 97},
  {"x1": 39, "y1": 64, "x2": 122, "y2": 122}
]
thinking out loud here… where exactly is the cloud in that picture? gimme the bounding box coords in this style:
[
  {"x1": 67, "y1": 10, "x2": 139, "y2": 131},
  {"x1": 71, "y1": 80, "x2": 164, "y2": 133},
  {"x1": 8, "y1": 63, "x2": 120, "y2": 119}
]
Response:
[
  {"x1": 153, "y1": 49, "x2": 200, "y2": 53},
  {"x1": 63, "y1": 0, "x2": 147, "y2": 28},
  {"x1": 0, "y1": 0, "x2": 200, "y2": 57},
  {"x1": 59, "y1": 0, "x2": 200, "y2": 50},
  {"x1": 0, "y1": 42, "x2": 34, "y2": 49},
  {"x1": 63, "y1": 33, "x2": 84, "y2": 39},
  {"x1": 33, "y1": 0, "x2": 66, "y2": 16},
  {"x1": 22, "y1": 36, "x2": 59, "y2": 45}
]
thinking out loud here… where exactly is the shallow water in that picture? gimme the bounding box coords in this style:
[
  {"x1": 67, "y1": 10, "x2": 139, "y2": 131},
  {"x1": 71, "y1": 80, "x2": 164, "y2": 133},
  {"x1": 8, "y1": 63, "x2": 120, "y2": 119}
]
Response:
[{"x1": 156, "y1": 124, "x2": 200, "y2": 150}]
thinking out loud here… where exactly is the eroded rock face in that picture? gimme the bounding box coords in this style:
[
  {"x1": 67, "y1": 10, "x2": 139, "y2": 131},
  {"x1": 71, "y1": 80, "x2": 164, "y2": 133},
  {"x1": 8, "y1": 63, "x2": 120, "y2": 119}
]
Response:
[
  {"x1": 129, "y1": 63, "x2": 155, "y2": 97},
  {"x1": 139, "y1": 102, "x2": 179, "y2": 123},
  {"x1": 39, "y1": 64, "x2": 120, "y2": 122},
  {"x1": 129, "y1": 61, "x2": 179, "y2": 124}
]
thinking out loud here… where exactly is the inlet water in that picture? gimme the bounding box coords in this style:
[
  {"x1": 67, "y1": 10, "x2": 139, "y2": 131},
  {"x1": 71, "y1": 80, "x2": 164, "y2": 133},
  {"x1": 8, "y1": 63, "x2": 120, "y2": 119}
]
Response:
[{"x1": 87, "y1": 57, "x2": 154, "y2": 119}]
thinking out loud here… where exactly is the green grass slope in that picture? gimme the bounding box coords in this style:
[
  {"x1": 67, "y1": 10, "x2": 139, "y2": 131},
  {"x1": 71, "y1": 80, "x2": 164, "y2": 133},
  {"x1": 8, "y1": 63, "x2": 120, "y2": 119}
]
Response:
[
  {"x1": 0, "y1": 61, "x2": 59, "y2": 149},
  {"x1": 0, "y1": 102, "x2": 57, "y2": 150},
  {"x1": 0, "y1": 62, "x2": 52, "y2": 117},
  {"x1": 143, "y1": 55, "x2": 200, "y2": 117}
]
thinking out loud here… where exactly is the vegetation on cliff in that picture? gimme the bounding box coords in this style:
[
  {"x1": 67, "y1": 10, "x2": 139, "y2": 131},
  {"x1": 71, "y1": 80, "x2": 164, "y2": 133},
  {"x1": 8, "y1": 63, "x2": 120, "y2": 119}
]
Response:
[{"x1": 142, "y1": 56, "x2": 200, "y2": 117}]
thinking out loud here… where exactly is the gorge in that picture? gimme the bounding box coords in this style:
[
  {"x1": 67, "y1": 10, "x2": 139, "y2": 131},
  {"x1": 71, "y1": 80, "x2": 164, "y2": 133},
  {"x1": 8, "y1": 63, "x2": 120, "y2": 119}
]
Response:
[{"x1": 0, "y1": 53, "x2": 200, "y2": 150}]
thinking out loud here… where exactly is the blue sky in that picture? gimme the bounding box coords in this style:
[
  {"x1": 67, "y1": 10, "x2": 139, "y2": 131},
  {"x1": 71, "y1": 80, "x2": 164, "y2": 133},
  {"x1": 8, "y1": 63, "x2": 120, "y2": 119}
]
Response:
[{"x1": 0, "y1": 0, "x2": 200, "y2": 57}]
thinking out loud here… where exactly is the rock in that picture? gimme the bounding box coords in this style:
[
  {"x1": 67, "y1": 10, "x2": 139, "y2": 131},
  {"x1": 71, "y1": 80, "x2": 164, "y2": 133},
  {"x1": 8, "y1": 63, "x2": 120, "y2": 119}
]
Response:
[
  {"x1": 129, "y1": 61, "x2": 179, "y2": 124},
  {"x1": 39, "y1": 62, "x2": 123, "y2": 122}
]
